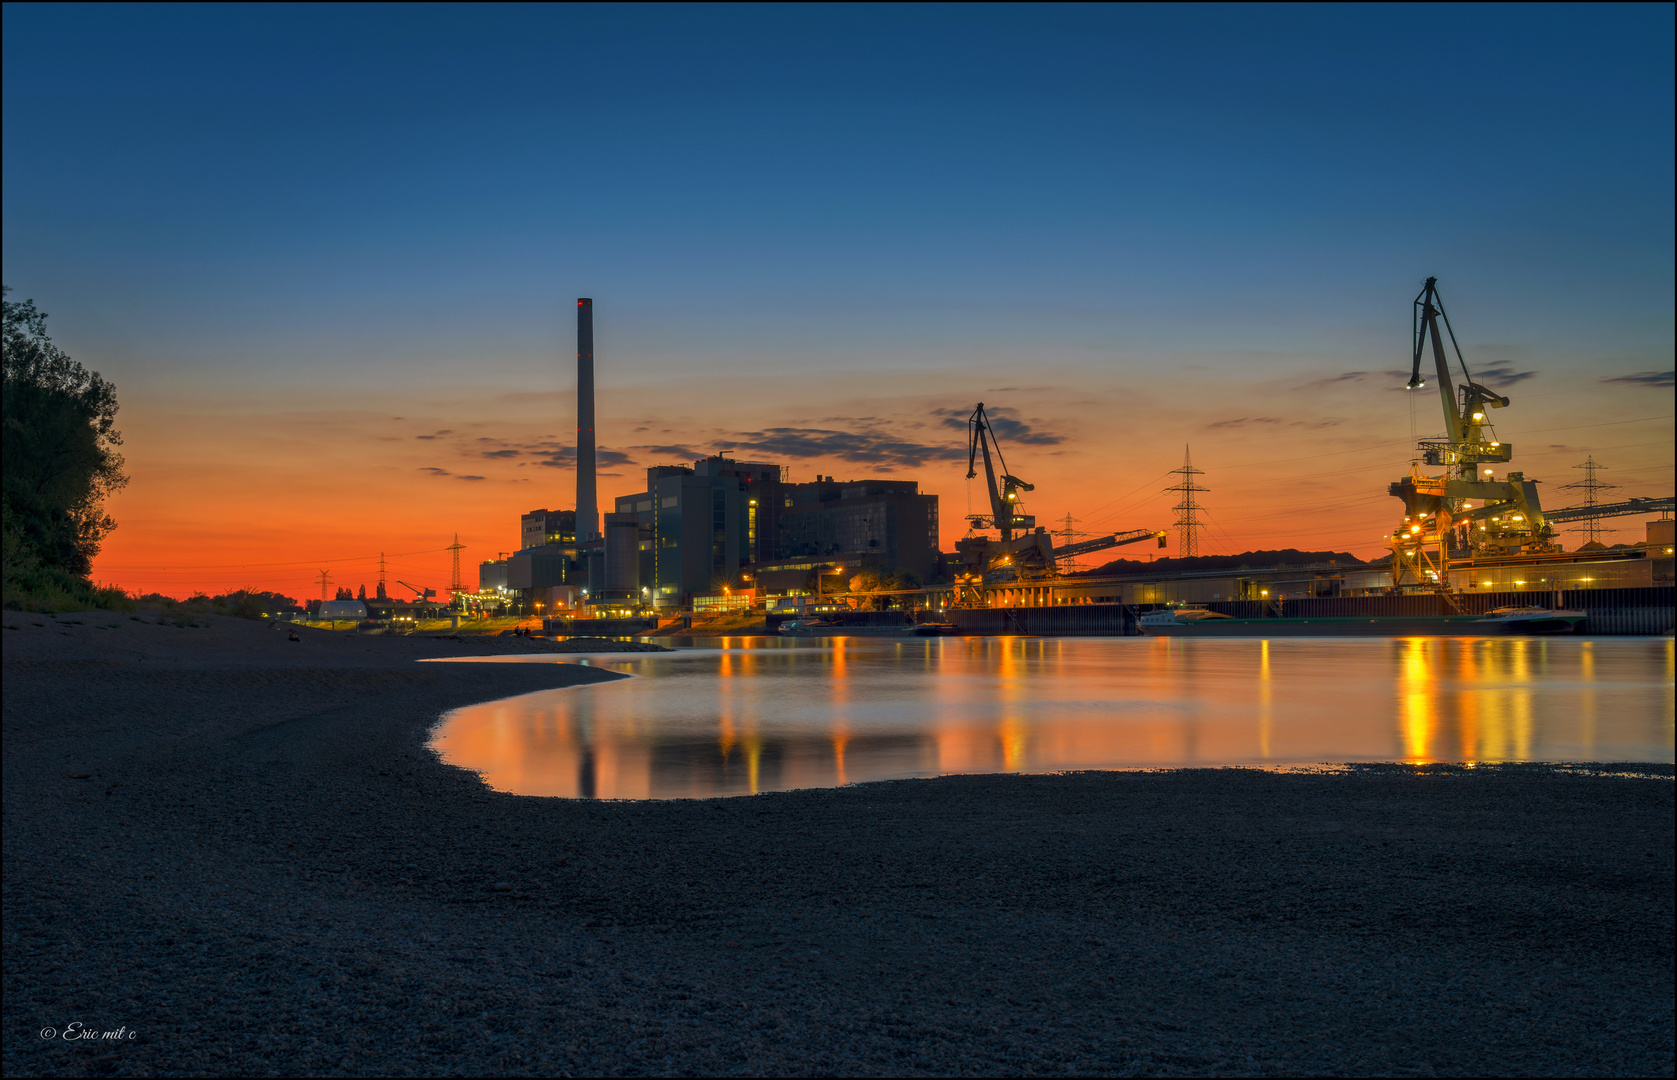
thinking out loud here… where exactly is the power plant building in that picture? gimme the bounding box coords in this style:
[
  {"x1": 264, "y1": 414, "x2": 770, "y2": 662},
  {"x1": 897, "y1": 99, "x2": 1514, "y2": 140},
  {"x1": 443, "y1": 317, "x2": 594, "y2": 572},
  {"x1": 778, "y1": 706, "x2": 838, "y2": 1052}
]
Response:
[
  {"x1": 776, "y1": 476, "x2": 939, "y2": 583},
  {"x1": 503, "y1": 507, "x2": 584, "y2": 598},
  {"x1": 606, "y1": 457, "x2": 940, "y2": 607},
  {"x1": 607, "y1": 456, "x2": 780, "y2": 606}
]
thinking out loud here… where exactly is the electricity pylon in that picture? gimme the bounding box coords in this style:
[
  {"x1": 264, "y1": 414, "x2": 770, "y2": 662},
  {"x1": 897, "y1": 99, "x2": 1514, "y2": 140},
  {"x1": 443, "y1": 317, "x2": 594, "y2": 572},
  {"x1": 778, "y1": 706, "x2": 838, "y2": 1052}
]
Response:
[
  {"x1": 446, "y1": 534, "x2": 465, "y2": 592},
  {"x1": 1165, "y1": 446, "x2": 1209, "y2": 558},
  {"x1": 1053, "y1": 513, "x2": 1092, "y2": 573},
  {"x1": 1559, "y1": 457, "x2": 1618, "y2": 546}
]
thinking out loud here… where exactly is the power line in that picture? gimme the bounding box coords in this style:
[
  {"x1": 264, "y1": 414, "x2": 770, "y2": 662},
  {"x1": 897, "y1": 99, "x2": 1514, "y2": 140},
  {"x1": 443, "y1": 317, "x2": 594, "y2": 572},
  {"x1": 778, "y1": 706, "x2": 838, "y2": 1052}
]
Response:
[{"x1": 96, "y1": 545, "x2": 449, "y2": 573}]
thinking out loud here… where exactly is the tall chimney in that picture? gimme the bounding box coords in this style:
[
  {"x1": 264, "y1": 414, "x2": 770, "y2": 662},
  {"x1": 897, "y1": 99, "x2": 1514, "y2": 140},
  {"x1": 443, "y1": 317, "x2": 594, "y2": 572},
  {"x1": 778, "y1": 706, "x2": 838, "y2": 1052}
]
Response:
[{"x1": 575, "y1": 298, "x2": 599, "y2": 542}]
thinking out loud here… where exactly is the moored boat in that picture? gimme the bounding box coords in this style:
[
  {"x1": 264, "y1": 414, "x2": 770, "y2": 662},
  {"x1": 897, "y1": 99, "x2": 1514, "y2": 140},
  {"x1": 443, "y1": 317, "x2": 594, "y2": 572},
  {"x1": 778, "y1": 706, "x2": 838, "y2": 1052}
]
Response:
[
  {"x1": 1138, "y1": 604, "x2": 1486, "y2": 637},
  {"x1": 1472, "y1": 606, "x2": 1587, "y2": 635},
  {"x1": 777, "y1": 617, "x2": 940, "y2": 637}
]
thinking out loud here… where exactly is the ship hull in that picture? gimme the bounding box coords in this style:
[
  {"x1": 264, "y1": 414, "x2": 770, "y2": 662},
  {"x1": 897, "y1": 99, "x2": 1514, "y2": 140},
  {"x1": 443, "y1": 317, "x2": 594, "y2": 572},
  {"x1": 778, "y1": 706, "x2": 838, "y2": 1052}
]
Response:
[
  {"x1": 777, "y1": 624, "x2": 939, "y2": 637},
  {"x1": 1142, "y1": 616, "x2": 1494, "y2": 637}
]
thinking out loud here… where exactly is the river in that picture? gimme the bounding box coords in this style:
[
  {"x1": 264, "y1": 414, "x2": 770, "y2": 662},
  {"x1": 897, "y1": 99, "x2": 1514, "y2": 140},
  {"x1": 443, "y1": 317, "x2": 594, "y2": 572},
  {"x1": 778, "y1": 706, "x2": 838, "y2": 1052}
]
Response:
[{"x1": 429, "y1": 635, "x2": 1675, "y2": 799}]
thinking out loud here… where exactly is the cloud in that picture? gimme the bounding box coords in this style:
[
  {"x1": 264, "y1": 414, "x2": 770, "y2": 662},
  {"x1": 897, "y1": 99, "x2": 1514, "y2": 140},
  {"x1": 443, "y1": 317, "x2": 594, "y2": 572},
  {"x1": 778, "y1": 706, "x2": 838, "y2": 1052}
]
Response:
[
  {"x1": 415, "y1": 429, "x2": 453, "y2": 440},
  {"x1": 717, "y1": 427, "x2": 965, "y2": 467},
  {"x1": 638, "y1": 444, "x2": 702, "y2": 458},
  {"x1": 986, "y1": 415, "x2": 1062, "y2": 445},
  {"x1": 1470, "y1": 361, "x2": 1537, "y2": 387},
  {"x1": 1297, "y1": 371, "x2": 1373, "y2": 390},
  {"x1": 934, "y1": 406, "x2": 1064, "y2": 446},
  {"x1": 481, "y1": 449, "x2": 521, "y2": 458},
  {"x1": 1207, "y1": 417, "x2": 1281, "y2": 429},
  {"x1": 1599, "y1": 370, "x2": 1675, "y2": 388},
  {"x1": 420, "y1": 467, "x2": 451, "y2": 476},
  {"x1": 455, "y1": 475, "x2": 487, "y2": 482},
  {"x1": 531, "y1": 445, "x2": 636, "y2": 469}
]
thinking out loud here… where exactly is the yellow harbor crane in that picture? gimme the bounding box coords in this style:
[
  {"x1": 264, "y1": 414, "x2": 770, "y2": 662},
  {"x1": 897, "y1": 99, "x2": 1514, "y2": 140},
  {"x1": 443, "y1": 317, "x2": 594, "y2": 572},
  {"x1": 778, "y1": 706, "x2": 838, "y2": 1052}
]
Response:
[
  {"x1": 1389, "y1": 277, "x2": 1556, "y2": 590},
  {"x1": 952, "y1": 403, "x2": 1164, "y2": 604}
]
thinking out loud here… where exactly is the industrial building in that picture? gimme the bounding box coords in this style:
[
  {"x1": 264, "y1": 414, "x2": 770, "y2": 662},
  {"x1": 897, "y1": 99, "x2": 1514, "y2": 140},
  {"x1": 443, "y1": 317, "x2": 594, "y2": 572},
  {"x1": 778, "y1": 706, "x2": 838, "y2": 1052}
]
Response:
[
  {"x1": 601, "y1": 458, "x2": 942, "y2": 609},
  {"x1": 777, "y1": 476, "x2": 938, "y2": 582},
  {"x1": 606, "y1": 456, "x2": 779, "y2": 607},
  {"x1": 471, "y1": 508, "x2": 587, "y2": 613}
]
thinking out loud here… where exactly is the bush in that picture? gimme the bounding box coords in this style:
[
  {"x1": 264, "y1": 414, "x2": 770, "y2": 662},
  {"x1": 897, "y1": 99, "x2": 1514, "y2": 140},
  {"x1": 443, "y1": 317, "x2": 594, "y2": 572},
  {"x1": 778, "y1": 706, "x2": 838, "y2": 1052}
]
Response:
[{"x1": 2, "y1": 524, "x2": 132, "y2": 612}]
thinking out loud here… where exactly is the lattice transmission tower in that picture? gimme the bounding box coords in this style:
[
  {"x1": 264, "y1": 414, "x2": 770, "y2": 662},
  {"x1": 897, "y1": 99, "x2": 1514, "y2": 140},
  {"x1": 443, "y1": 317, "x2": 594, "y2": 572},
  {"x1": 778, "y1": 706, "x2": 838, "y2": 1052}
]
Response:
[
  {"x1": 1165, "y1": 445, "x2": 1209, "y2": 558},
  {"x1": 1053, "y1": 513, "x2": 1092, "y2": 573},
  {"x1": 446, "y1": 533, "x2": 466, "y2": 592},
  {"x1": 1558, "y1": 456, "x2": 1618, "y2": 546}
]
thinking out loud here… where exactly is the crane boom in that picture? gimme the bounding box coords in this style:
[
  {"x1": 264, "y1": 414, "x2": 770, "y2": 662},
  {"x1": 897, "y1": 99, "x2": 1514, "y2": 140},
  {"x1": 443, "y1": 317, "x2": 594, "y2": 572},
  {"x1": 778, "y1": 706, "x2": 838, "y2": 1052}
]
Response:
[
  {"x1": 951, "y1": 401, "x2": 1163, "y2": 601},
  {"x1": 966, "y1": 403, "x2": 1034, "y2": 541},
  {"x1": 1054, "y1": 529, "x2": 1169, "y2": 562},
  {"x1": 1407, "y1": 277, "x2": 1512, "y2": 456},
  {"x1": 966, "y1": 403, "x2": 1011, "y2": 538}
]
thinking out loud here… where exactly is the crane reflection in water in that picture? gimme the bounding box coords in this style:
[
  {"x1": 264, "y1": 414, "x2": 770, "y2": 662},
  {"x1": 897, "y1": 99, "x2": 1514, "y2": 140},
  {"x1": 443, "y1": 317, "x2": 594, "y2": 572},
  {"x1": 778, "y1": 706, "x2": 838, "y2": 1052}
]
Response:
[{"x1": 428, "y1": 636, "x2": 1673, "y2": 800}]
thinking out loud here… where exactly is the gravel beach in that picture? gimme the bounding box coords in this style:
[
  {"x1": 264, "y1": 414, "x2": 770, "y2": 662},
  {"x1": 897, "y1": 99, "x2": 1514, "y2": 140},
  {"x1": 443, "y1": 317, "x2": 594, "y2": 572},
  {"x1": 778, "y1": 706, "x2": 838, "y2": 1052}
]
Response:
[{"x1": 4, "y1": 614, "x2": 1672, "y2": 1077}]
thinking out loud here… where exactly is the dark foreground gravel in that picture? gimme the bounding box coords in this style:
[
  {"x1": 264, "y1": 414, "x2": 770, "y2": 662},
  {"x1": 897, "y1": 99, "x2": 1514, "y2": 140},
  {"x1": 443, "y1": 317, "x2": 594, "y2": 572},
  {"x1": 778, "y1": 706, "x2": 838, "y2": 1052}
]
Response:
[{"x1": 3, "y1": 614, "x2": 1672, "y2": 1077}]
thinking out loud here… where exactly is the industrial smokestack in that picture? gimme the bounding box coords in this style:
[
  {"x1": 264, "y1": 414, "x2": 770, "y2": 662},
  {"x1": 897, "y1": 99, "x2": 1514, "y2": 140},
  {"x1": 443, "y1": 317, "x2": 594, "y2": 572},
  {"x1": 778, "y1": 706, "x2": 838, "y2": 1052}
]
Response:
[{"x1": 575, "y1": 298, "x2": 599, "y2": 542}]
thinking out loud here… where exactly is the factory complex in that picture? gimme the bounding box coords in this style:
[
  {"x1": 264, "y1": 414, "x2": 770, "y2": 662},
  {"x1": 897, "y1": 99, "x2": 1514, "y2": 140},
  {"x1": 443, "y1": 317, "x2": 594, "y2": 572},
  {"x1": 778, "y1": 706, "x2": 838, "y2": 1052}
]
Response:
[
  {"x1": 473, "y1": 459, "x2": 940, "y2": 616},
  {"x1": 455, "y1": 287, "x2": 1671, "y2": 635}
]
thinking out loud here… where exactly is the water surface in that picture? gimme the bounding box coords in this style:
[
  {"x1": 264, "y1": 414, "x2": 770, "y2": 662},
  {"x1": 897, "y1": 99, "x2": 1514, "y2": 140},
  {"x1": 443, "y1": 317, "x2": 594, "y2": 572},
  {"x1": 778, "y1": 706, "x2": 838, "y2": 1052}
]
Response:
[{"x1": 430, "y1": 636, "x2": 1675, "y2": 799}]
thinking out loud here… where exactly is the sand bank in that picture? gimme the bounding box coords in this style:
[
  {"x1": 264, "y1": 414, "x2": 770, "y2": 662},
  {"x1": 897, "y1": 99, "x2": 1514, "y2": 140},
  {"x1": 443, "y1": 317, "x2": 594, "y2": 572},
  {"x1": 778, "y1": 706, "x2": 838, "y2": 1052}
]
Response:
[{"x1": 3, "y1": 613, "x2": 1671, "y2": 1076}]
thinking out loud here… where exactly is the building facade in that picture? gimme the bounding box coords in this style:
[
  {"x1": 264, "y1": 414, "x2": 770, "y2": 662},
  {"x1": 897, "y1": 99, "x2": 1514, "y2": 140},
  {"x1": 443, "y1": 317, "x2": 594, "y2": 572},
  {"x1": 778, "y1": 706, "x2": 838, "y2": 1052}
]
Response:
[
  {"x1": 775, "y1": 476, "x2": 939, "y2": 583},
  {"x1": 607, "y1": 458, "x2": 940, "y2": 607},
  {"x1": 520, "y1": 509, "x2": 576, "y2": 550},
  {"x1": 499, "y1": 507, "x2": 586, "y2": 609},
  {"x1": 609, "y1": 457, "x2": 779, "y2": 607}
]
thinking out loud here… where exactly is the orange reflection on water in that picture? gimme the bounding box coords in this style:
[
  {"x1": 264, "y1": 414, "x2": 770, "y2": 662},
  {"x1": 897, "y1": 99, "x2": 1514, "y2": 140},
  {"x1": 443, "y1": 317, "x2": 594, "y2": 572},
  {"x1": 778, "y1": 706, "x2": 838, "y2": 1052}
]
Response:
[
  {"x1": 429, "y1": 636, "x2": 1675, "y2": 799},
  {"x1": 1400, "y1": 638, "x2": 1433, "y2": 762}
]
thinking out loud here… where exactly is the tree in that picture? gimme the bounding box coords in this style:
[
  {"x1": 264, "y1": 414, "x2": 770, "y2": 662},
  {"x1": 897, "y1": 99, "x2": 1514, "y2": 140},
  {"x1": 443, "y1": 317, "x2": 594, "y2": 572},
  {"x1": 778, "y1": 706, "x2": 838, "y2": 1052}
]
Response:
[
  {"x1": 3, "y1": 287, "x2": 127, "y2": 608},
  {"x1": 357, "y1": 584, "x2": 367, "y2": 601},
  {"x1": 335, "y1": 587, "x2": 352, "y2": 600}
]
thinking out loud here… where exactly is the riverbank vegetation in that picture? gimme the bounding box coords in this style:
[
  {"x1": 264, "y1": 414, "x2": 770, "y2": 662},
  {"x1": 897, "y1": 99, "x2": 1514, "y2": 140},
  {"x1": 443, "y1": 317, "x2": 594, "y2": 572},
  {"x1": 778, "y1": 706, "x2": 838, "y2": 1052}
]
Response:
[{"x1": 2, "y1": 286, "x2": 129, "y2": 612}]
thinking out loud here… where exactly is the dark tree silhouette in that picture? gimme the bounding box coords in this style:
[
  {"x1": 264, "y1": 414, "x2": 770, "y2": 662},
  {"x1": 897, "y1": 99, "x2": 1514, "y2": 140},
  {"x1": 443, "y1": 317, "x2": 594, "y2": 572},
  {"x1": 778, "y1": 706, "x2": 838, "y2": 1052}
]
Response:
[{"x1": 2, "y1": 286, "x2": 127, "y2": 584}]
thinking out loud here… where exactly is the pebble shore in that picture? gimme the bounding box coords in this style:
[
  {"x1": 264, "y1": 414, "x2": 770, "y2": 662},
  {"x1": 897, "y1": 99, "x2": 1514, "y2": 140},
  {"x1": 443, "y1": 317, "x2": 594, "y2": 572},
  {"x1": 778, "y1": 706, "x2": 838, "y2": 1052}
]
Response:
[{"x1": 4, "y1": 613, "x2": 1672, "y2": 1077}]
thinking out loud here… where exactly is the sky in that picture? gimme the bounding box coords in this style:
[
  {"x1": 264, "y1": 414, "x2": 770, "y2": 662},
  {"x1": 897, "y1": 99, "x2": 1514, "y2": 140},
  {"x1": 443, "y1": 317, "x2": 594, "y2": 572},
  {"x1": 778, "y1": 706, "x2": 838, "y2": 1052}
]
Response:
[{"x1": 3, "y1": 3, "x2": 1672, "y2": 601}]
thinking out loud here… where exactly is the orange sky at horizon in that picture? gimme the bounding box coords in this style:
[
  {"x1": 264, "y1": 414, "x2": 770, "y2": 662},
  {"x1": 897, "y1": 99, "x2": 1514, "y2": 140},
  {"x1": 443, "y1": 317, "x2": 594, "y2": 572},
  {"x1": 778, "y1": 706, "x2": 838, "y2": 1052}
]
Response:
[{"x1": 89, "y1": 350, "x2": 1674, "y2": 603}]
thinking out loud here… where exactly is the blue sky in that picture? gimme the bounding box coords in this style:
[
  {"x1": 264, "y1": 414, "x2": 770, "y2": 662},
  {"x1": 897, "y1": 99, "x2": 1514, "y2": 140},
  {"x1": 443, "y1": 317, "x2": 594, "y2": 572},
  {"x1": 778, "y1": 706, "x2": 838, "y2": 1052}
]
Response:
[{"x1": 3, "y1": 3, "x2": 1672, "y2": 593}]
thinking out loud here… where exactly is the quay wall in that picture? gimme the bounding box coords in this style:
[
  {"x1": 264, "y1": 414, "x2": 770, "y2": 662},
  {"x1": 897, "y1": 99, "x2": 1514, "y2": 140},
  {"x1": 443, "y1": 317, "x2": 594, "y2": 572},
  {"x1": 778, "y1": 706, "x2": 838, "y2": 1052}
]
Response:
[{"x1": 950, "y1": 585, "x2": 1675, "y2": 636}]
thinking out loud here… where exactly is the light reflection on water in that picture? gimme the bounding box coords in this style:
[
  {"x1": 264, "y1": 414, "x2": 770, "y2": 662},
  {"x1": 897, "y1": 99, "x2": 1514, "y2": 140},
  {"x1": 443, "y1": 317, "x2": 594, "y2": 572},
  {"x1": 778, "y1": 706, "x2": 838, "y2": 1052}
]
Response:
[{"x1": 428, "y1": 636, "x2": 1675, "y2": 800}]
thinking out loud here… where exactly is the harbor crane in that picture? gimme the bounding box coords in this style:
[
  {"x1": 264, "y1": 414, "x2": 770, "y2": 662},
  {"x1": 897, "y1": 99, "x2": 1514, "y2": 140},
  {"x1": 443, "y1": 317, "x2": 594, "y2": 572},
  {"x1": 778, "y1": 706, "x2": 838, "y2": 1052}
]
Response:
[
  {"x1": 1389, "y1": 276, "x2": 1556, "y2": 590},
  {"x1": 953, "y1": 403, "x2": 1164, "y2": 600},
  {"x1": 395, "y1": 580, "x2": 437, "y2": 600}
]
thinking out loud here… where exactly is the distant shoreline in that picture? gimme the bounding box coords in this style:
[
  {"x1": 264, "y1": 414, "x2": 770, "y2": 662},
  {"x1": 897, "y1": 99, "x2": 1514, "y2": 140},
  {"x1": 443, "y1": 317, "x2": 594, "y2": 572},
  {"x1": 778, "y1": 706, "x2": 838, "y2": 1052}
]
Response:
[{"x1": 4, "y1": 613, "x2": 1672, "y2": 1077}]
